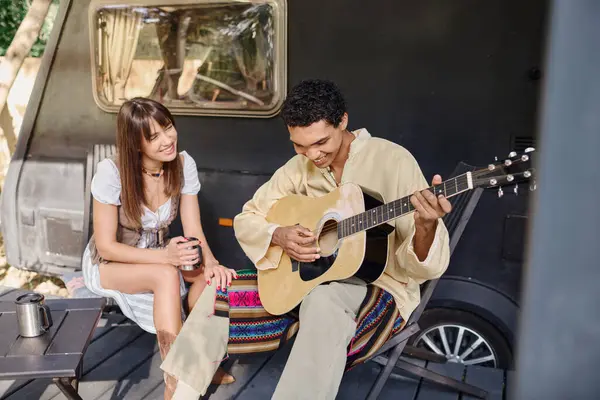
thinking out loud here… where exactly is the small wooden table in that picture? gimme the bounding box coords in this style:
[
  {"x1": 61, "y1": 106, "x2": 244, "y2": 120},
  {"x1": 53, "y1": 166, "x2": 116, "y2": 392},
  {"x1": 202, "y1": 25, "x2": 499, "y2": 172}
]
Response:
[{"x1": 0, "y1": 297, "x2": 105, "y2": 400}]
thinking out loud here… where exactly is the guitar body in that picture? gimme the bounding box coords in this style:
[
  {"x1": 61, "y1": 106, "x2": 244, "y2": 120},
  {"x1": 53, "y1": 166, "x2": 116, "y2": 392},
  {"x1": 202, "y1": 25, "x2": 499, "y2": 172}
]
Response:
[{"x1": 258, "y1": 183, "x2": 393, "y2": 315}]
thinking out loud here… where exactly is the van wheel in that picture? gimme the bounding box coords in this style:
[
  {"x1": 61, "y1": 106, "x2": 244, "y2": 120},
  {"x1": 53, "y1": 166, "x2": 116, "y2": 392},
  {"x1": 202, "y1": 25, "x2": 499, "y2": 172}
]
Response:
[{"x1": 408, "y1": 308, "x2": 512, "y2": 369}]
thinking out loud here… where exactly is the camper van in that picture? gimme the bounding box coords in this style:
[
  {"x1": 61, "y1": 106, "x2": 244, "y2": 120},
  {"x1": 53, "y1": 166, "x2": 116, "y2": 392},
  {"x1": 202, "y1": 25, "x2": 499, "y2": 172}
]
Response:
[{"x1": 0, "y1": 0, "x2": 547, "y2": 370}]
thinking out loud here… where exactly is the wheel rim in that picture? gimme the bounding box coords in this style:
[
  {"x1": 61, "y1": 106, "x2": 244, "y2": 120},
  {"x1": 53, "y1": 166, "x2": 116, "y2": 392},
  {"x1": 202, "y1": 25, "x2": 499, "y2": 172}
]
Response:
[{"x1": 414, "y1": 324, "x2": 497, "y2": 368}]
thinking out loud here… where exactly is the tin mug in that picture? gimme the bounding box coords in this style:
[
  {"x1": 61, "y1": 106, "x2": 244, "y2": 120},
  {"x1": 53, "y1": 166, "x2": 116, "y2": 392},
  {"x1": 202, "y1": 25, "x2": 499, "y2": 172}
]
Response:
[
  {"x1": 15, "y1": 293, "x2": 53, "y2": 337},
  {"x1": 178, "y1": 236, "x2": 203, "y2": 271}
]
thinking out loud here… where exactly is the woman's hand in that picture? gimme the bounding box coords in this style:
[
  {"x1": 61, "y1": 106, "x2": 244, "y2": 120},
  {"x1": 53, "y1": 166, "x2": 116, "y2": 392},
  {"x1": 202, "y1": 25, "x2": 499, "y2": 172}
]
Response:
[
  {"x1": 164, "y1": 237, "x2": 200, "y2": 266},
  {"x1": 204, "y1": 259, "x2": 238, "y2": 290}
]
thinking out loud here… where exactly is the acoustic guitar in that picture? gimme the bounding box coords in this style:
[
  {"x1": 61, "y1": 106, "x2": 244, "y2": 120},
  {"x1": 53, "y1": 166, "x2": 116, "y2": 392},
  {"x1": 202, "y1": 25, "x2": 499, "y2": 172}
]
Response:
[{"x1": 258, "y1": 149, "x2": 536, "y2": 315}]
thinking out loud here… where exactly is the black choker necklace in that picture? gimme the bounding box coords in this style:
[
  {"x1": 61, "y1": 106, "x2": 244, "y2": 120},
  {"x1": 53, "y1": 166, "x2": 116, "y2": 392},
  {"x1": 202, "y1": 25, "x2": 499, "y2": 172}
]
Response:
[{"x1": 142, "y1": 167, "x2": 163, "y2": 178}]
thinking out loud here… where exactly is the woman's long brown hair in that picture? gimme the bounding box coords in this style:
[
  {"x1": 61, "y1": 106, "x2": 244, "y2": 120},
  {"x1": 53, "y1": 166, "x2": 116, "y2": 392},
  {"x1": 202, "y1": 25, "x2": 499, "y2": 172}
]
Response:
[{"x1": 116, "y1": 97, "x2": 182, "y2": 227}]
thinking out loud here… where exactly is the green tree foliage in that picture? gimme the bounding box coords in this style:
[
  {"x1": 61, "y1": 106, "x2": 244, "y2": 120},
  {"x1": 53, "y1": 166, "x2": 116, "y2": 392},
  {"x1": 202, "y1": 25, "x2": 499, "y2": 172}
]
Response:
[{"x1": 0, "y1": 0, "x2": 59, "y2": 57}]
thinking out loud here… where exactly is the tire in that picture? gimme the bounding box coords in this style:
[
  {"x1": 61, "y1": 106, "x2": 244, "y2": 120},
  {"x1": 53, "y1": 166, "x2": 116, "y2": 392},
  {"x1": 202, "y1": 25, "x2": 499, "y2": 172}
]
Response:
[{"x1": 408, "y1": 308, "x2": 513, "y2": 369}]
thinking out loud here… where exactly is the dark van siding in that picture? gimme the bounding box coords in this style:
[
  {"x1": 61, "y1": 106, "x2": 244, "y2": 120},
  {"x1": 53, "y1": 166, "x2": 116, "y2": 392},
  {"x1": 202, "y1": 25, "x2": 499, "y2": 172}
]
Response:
[{"x1": 16, "y1": 0, "x2": 546, "y2": 305}]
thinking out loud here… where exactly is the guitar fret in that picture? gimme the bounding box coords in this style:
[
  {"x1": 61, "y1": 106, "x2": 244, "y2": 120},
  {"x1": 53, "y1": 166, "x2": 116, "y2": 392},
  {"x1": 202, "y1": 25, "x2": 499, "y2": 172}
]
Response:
[
  {"x1": 346, "y1": 216, "x2": 350, "y2": 236},
  {"x1": 338, "y1": 173, "x2": 474, "y2": 239}
]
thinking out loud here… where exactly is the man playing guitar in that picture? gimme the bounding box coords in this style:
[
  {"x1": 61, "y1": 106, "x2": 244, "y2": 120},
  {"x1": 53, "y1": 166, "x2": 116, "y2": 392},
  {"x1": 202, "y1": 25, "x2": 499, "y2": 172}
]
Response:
[{"x1": 233, "y1": 79, "x2": 452, "y2": 399}]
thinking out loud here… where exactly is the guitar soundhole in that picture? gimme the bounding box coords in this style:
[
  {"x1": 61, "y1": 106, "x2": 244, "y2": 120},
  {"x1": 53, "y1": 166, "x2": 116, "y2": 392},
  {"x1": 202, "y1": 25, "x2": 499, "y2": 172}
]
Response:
[
  {"x1": 318, "y1": 219, "x2": 339, "y2": 256},
  {"x1": 292, "y1": 218, "x2": 340, "y2": 281}
]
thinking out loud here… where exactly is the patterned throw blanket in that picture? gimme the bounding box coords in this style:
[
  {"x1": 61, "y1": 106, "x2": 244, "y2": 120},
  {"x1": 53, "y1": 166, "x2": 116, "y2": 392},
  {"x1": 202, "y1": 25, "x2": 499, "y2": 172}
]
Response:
[{"x1": 213, "y1": 269, "x2": 406, "y2": 370}]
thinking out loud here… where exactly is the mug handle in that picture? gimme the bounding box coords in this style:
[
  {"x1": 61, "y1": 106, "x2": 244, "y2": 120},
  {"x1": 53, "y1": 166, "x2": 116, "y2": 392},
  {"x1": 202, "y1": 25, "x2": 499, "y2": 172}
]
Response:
[{"x1": 39, "y1": 304, "x2": 53, "y2": 331}]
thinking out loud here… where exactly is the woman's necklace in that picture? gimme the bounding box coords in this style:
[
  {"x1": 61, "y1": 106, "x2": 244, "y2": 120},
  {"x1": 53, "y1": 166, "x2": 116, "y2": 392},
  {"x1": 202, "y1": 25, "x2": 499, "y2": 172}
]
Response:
[
  {"x1": 142, "y1": 166, "x2": 163, "y2": 178},
  {"x1": 143, "y1": 167, "x2": 164, "y2": 247}
]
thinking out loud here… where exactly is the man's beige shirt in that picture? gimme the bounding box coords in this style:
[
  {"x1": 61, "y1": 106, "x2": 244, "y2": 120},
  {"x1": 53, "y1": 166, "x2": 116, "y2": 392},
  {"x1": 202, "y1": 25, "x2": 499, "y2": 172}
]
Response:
[{"x1": 233, "y1": 128, "x2": 450, "y2": 321}]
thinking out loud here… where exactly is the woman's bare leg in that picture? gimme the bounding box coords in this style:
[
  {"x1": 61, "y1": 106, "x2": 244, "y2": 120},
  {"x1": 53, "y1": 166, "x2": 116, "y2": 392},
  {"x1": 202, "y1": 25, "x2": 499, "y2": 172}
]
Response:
[
  {"x1": 98, "y1": 262, "x2": 182, "y2": 399},
  {"x1": 99, "y1": 262, "x2": 183, "y2": 334},
  {"x1": 181, "y1": 269, "x2": 207, "y2": 312}
]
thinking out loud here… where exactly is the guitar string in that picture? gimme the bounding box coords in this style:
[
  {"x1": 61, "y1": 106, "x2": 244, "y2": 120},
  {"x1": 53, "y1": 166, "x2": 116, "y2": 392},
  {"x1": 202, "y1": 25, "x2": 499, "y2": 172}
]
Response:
[
  {"x1": 314, "y1": 173, "x2": 471, "y2": 237},
  {"x1": 312, "y1": 163, "x2": 530, "y2": 238}
]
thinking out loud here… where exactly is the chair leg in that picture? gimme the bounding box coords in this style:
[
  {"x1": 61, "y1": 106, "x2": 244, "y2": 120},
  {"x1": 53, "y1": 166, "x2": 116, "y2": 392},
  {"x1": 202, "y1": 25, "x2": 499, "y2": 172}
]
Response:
[
  {"x1": 54, "y1": 378, "x2": 83, "y2": 400},
  {"x1": 394, "y1": 359, "x2": 488, "y2": 399},
  {"x1": 366, "y1": 346, "x2": 489, "y2": 400},
  {"x1": 366, "y1": 341, "x2": 405, "y2": 400},
  {"x1": 402, "y1": 345, "x2": 447, "y2": 363}
]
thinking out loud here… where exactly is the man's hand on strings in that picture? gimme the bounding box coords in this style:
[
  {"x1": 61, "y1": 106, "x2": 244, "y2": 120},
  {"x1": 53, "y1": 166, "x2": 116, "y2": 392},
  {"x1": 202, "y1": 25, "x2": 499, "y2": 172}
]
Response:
[{"x1": 272, "y1": 225, "x2": 320, "y2": 263}]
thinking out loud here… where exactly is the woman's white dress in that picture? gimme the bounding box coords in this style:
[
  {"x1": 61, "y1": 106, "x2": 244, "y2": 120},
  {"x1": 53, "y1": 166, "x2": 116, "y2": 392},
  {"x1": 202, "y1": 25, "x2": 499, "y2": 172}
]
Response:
[{"x1": 82, "y1": 151, "x2": 201, "y2": 334}]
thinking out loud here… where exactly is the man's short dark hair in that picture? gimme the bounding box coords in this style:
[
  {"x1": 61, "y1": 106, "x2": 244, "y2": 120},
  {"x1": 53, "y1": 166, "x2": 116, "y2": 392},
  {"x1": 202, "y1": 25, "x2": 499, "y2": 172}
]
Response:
[{"x1": 280, "y1": 79, "x2": 347, "y2": 128}]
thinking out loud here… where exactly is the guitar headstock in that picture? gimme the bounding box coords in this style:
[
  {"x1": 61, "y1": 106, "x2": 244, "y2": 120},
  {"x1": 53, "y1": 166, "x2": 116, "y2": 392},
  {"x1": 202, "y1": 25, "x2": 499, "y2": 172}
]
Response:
[{"x1": 471, "y1": 147, "x2": 536, "y2": 197}]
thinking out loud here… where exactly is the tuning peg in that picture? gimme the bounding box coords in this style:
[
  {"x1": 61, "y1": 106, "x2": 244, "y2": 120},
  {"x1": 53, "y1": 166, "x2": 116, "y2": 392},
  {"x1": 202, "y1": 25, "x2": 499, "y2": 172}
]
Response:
[
  {"x1": 514, "y1": 184, "x2": 519, "y2": 195},
  {"x1": 490, "y1": 178, "x2": 498, "y2": 186},
  {"x1": 508, "y1": 151, "x2": 517, "y2": 158},
  {"x1": 498, "y1": 187, "x2": 504, "y2": 198},
  {"x1": 494, "y1": 156, "x2": 498, "y2": 162},
  {"x1": 507, "y1": 174, "x2": 514, "y2": 182},
  {"x1": 521, "y1": 154, "x2": 529, "y2": 162},
  {"x1": 504, "y1": 159, "x2": 513, "y2": 166},
  {"x1": 529, "y1": 180, "x2": 537, "y2": 191},
  {"x1": 488, "y1": 164, "x2": 496, "y2": 171},
  {"x1": 525, "y1": 147, "x2": 535, "y2": 153},
  {"x1": 524, "y1": 170, "x2": 532, "y2": 178}
]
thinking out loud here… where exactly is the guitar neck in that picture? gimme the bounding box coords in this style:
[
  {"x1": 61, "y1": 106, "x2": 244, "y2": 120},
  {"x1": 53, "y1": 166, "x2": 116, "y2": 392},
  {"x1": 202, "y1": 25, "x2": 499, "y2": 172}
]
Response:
[{"x1": 337, "y1": 172, "x2": 473, "y2": 239}]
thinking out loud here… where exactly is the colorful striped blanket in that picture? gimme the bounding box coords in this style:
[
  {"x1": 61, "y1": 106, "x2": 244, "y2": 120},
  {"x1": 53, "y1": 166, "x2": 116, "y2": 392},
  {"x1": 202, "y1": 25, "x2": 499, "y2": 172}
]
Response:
[{"x1": 214, "y1": 269, "x2": 405, "y2": 371}]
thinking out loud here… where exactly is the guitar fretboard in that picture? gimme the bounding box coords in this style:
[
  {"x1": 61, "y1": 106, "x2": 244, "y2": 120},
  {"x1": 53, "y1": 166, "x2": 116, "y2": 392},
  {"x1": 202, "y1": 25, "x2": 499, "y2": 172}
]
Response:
[{"x1": 337, "y1": 172, "x2": 472, "y2": 238}]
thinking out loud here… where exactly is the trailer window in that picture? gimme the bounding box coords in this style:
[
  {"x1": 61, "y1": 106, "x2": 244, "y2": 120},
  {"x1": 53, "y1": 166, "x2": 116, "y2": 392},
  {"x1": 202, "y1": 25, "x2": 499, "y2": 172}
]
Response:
[{"x1": 89, "y1": 0, "x2": 287, "y2": 117}]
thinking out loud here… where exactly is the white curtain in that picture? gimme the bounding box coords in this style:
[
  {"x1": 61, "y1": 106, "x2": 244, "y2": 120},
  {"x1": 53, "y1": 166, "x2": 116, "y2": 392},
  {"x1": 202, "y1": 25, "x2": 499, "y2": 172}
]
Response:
[{"x1": 99, "y1": 9, "x2": 142, "y2": 104}]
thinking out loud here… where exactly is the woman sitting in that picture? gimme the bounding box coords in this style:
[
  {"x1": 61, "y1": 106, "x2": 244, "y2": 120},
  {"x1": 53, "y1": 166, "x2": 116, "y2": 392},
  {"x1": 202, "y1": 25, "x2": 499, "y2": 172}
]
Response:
[{"x1": 82, "y1": 97, "x2": 237, "y2": 399}]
